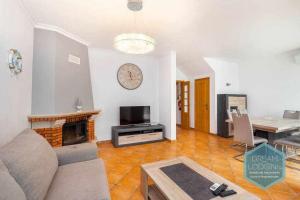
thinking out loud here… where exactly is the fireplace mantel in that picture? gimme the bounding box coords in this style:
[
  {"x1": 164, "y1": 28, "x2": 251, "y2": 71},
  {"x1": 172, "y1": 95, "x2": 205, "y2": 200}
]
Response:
[
  {"x1": 28, "y1": 110, "x2": 100, "y2": 122},
  {"x1": 28, "y1": 110, "x2": 100, "y2": 147}
]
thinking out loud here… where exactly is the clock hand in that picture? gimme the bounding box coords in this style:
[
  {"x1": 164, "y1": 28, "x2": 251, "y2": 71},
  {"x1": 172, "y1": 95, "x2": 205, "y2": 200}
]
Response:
[{"x1": 128, "y1": 71, "x2": 133, "y2": 80}]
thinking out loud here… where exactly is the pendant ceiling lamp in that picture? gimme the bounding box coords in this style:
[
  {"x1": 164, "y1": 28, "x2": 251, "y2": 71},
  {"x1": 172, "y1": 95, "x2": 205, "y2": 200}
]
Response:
[{"x1": 114, "y1": 0, "x2": 155, "y2": 54}]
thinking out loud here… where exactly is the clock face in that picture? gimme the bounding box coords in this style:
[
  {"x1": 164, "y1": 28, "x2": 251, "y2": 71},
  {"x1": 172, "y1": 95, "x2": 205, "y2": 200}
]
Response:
[{"x1": 117, "y1": 63, "x2": 143, "y2": 90}]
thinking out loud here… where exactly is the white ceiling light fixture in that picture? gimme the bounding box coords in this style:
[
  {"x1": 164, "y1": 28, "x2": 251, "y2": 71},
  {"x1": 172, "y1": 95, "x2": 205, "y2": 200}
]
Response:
[
  {"x1": 114, "y1": 0, "x2": 155, "y2": 55},
  {"x1": 114, "y1": 33, "x2": 155, "y2": 54}
]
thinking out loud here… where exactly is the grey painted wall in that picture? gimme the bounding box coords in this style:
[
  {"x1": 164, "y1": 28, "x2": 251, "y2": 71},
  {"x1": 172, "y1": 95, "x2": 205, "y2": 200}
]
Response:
[
  {"x1": 32, "y1": 29, "x2": 94, "y2": 114},
  {"x1": 32, "y1": 30, "x2": 56, "y2": 114}
]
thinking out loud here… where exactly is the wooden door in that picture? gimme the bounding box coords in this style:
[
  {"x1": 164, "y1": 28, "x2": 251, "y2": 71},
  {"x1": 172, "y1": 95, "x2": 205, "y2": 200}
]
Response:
[
  {"x1": 195, "y1": 78, "x2": 210, "y2": 132},
  {"x1": 181, "y1": 81, "x2": 190, "y2": 129}
]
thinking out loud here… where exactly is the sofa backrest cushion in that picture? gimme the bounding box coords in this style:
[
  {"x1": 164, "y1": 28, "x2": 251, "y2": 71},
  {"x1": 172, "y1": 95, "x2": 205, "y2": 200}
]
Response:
[
  {"x1": 0, "y1": 160, "x2": 27, "y2": 200},
  {"x1": 0, "y1": 129, "x2": 58, "y2": 200}
]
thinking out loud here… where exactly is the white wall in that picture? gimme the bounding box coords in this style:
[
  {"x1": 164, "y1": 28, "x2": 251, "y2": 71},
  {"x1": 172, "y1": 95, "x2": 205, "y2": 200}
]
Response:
[
  {"x1": 205, "y1": 58, "x2": 240, "y2": 94},
  {"x1": 159, "y1": 51, "x2": 177, "y2": 140},
  {"x1": 177, "y1": 61, "x2": 217, "y2": 133},
  {"x1": 204, "y1": 58, "x2": 240, "y2": 133},
  {"x1": 239, "y1": 53, "x2": 300, "y2": 118},
  {"x1": 0, "y1": 0, "x2": 34, "y2": 146},
  {"x1": 177, "y1": 58, "x2": 217, "y2": 133},
  {"x1": 176, "y1": 67, "x2": 189, "y2": 80},
  {"x1": 185, "y1": 58, "x2": 239, "y2": 133},
  {"x1": 89, "y1": 48, "x2": 160, "y2": 141},
  {"x1": 184, "y1": 54, "x2": 300, "y2": 134}
]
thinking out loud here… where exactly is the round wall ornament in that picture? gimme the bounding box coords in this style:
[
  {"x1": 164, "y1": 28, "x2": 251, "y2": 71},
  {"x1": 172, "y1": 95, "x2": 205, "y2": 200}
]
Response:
[
  {"x1": 8, "y1": 49, "x2": 23, "y2": 74},
  {"x1": 117, "y1": 63, "x2": 143, "y2": 90}
]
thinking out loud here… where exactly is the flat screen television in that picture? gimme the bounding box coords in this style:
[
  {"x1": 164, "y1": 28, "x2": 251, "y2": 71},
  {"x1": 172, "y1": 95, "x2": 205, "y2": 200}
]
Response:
[{"x1": 120, "y1": 106, "x2": 150, "y2": 125}]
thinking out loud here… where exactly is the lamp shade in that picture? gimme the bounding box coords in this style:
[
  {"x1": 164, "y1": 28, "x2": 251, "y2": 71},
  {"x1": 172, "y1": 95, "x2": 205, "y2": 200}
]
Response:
[{"x1": 114, "y1": 33, "x2": 155, "y2": 54}]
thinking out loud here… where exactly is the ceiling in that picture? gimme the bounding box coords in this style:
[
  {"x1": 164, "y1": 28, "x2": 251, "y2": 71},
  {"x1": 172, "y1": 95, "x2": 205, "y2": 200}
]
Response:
[{"x1": 23, "y1": 0, "x2": 300, "y2": 70}]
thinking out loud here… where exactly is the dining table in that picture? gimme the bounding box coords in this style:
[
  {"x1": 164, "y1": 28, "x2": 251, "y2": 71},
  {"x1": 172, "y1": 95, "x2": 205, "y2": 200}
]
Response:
[{"x1": 226, "y1": 117, "x2": 300, "y2": 143}]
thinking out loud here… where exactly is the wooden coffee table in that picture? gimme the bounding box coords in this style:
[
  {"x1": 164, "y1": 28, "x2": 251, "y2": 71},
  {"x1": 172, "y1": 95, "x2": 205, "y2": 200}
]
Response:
[{"x1": 140, "y1": 156, "x2": 260, "y2": 200}]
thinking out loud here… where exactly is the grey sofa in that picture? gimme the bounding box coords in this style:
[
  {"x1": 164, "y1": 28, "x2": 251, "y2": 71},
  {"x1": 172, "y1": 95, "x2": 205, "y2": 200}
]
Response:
[{"x1": 0, "y1": 129, "x2": 110, "y2": 200}]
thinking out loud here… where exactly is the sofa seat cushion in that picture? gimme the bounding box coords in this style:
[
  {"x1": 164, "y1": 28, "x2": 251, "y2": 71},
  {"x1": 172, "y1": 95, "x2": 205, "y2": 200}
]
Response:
[
  {"x1": 0, "y1": 160, "x2": 26, "y2": 200},
  {"x1": 0, "y1": 129, "x2": 58, "y2": 200},
  {"x1": 45, "y1": 159, "x2": 110, "y2": 200}
]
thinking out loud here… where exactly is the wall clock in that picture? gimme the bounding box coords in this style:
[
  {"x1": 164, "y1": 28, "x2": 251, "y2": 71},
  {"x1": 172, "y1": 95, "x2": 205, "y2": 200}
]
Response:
[
  {"x1": 8, "y1": 49, "x2": 23, "y2": 74},
  {"x1": 117, "y1": 63, "x2": 143, "y2": 90}
]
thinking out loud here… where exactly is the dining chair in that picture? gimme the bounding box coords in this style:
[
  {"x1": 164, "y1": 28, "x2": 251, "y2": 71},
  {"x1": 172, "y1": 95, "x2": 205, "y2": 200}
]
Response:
[
  {"x1": 273, "y1": 110, "x2": 300, "y2": 159},
  {"x1": 274, "y1": 135, "x2": 300, "y2": 158},
  {"x1": 227, "y1": 109, "x2": 235, "y2": 138},
  {"x1": 228, "y1": 108, "x2": 249, "y2": 144},
  {"x1": 232, "y1": 112, "x2": 268, "y2": 153},
  {"x1": 283, "y1": 110, "x2": 300, "y2": 119},
  {"x1": 283, "y1": 110, "x2": 300, "y2": 136},
  {"x1": 227, "y1": 109, "x2": 233, "y2": 121}
]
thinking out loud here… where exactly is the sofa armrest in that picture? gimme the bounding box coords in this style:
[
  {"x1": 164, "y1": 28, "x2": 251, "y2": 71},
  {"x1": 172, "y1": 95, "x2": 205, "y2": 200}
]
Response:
[{"x1": 54, "y1": 143, "x2": 98, "y2": 166}]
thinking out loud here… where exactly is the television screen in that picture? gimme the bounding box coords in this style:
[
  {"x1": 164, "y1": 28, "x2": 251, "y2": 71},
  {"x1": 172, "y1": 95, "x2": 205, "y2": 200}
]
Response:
[{"x1": 120, "y1": 106, "x2": 150, "y2": 125}]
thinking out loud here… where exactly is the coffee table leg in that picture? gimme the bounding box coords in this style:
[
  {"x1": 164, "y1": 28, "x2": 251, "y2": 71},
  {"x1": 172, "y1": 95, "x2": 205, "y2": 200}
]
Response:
[{"x1": 141, "y1": 167, "x2": 148, "y2": 199}]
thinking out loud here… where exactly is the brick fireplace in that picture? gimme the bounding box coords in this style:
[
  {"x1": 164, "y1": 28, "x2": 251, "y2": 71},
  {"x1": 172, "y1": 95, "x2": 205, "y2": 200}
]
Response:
[{"x1": 28, "y1": 110, "x2": 100, "y2": 147}]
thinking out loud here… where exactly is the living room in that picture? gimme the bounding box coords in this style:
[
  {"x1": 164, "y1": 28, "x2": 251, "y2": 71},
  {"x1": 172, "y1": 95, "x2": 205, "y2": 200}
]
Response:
[{"x1": 1, "y1": 0, "x2": 300, "y2": 200}]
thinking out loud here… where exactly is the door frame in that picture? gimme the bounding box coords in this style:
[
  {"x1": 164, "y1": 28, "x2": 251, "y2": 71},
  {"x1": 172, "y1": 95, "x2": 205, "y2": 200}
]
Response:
[
  {"x1": 176, "y1": 81, "x2": 181, "y2": 127},
  {"x1": 176, "y1": 80, "x2": 190, "y2": 129},
  {"x1": 194, "y1": 77, "x2": 210, "y2": 132}
]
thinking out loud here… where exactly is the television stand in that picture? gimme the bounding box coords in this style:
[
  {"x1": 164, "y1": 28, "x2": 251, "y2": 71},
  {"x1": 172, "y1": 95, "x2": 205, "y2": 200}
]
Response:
[
  {"x1": 112, "y1": 124, "x2": 165, "y2": 147},
  {"x1": 129, "y1": 123, "x2": 151, "y2": 127}
]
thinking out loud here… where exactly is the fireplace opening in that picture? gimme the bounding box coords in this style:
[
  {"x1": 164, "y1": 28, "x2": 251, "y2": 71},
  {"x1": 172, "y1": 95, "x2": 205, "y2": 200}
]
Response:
[{"x1": 62, "y1": 120, "x2": 88, "y2": 146}]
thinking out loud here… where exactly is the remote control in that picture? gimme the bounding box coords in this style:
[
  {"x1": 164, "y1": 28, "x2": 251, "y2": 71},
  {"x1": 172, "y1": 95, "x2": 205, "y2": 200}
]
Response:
[
  {"x1": 212, "y1": 184, "x2": 228, "y2": 196},
  {"x1": 220, "y1": 190, "x2": 237, "y2": 197},
  {"x1": 209, "y1": 183, "x2": 220, "y2": 191}
]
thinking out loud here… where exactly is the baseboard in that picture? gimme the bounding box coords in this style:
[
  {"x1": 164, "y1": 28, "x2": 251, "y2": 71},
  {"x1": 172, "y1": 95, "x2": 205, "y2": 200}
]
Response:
[
  {"x1": 177, "y1": 127, "x2": 193, "y2": 130},
  {"x1": 165, "y1": 138, "x2": 177, "y2": 142},
  {"x1": 96, "y1": 140, "x2": 112, "y2": 145}
]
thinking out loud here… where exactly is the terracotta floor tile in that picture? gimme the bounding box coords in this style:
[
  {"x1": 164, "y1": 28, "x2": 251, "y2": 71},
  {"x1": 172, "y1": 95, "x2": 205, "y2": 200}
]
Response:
[
  {"x1": 116, "y1": 177, "x2": 139, "y2": 196},
  {"x1": 267, "y1": 191, "x2": 298, "y2": 200},
  {"x1": 234, "y1": 177, "x2": 259, "y2": 189},
  {"x1": 129, "y1": 189, "x2": 144, "y2": 200},
  {"x1": 286, "y1": 180, "x2": 300, "y2": 193},
  {"x1": 292, "y1": 194, "x2": 300, "y2": 200},
  {"x1": 268, "y1": 182, "x2": 295, "y2": 193},
  {"x1": 98, "y1": 127, "x2": 300, "y2": 200},
  {"x1": 243, "y1": 187, "x2": 271, "y2": 200},
  {"x1": 110, "y1": 184, "x2": 132, "y2": 200}
]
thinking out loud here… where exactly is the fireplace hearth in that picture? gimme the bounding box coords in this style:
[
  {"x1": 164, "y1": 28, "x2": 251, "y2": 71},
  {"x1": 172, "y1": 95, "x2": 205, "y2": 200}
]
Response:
[
  {"x1": 63, "y1": 120, "x2": 88, "y2": 146},
  {"x1": 28, "y1": 110, "x2": 100, "y2": 147}
]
